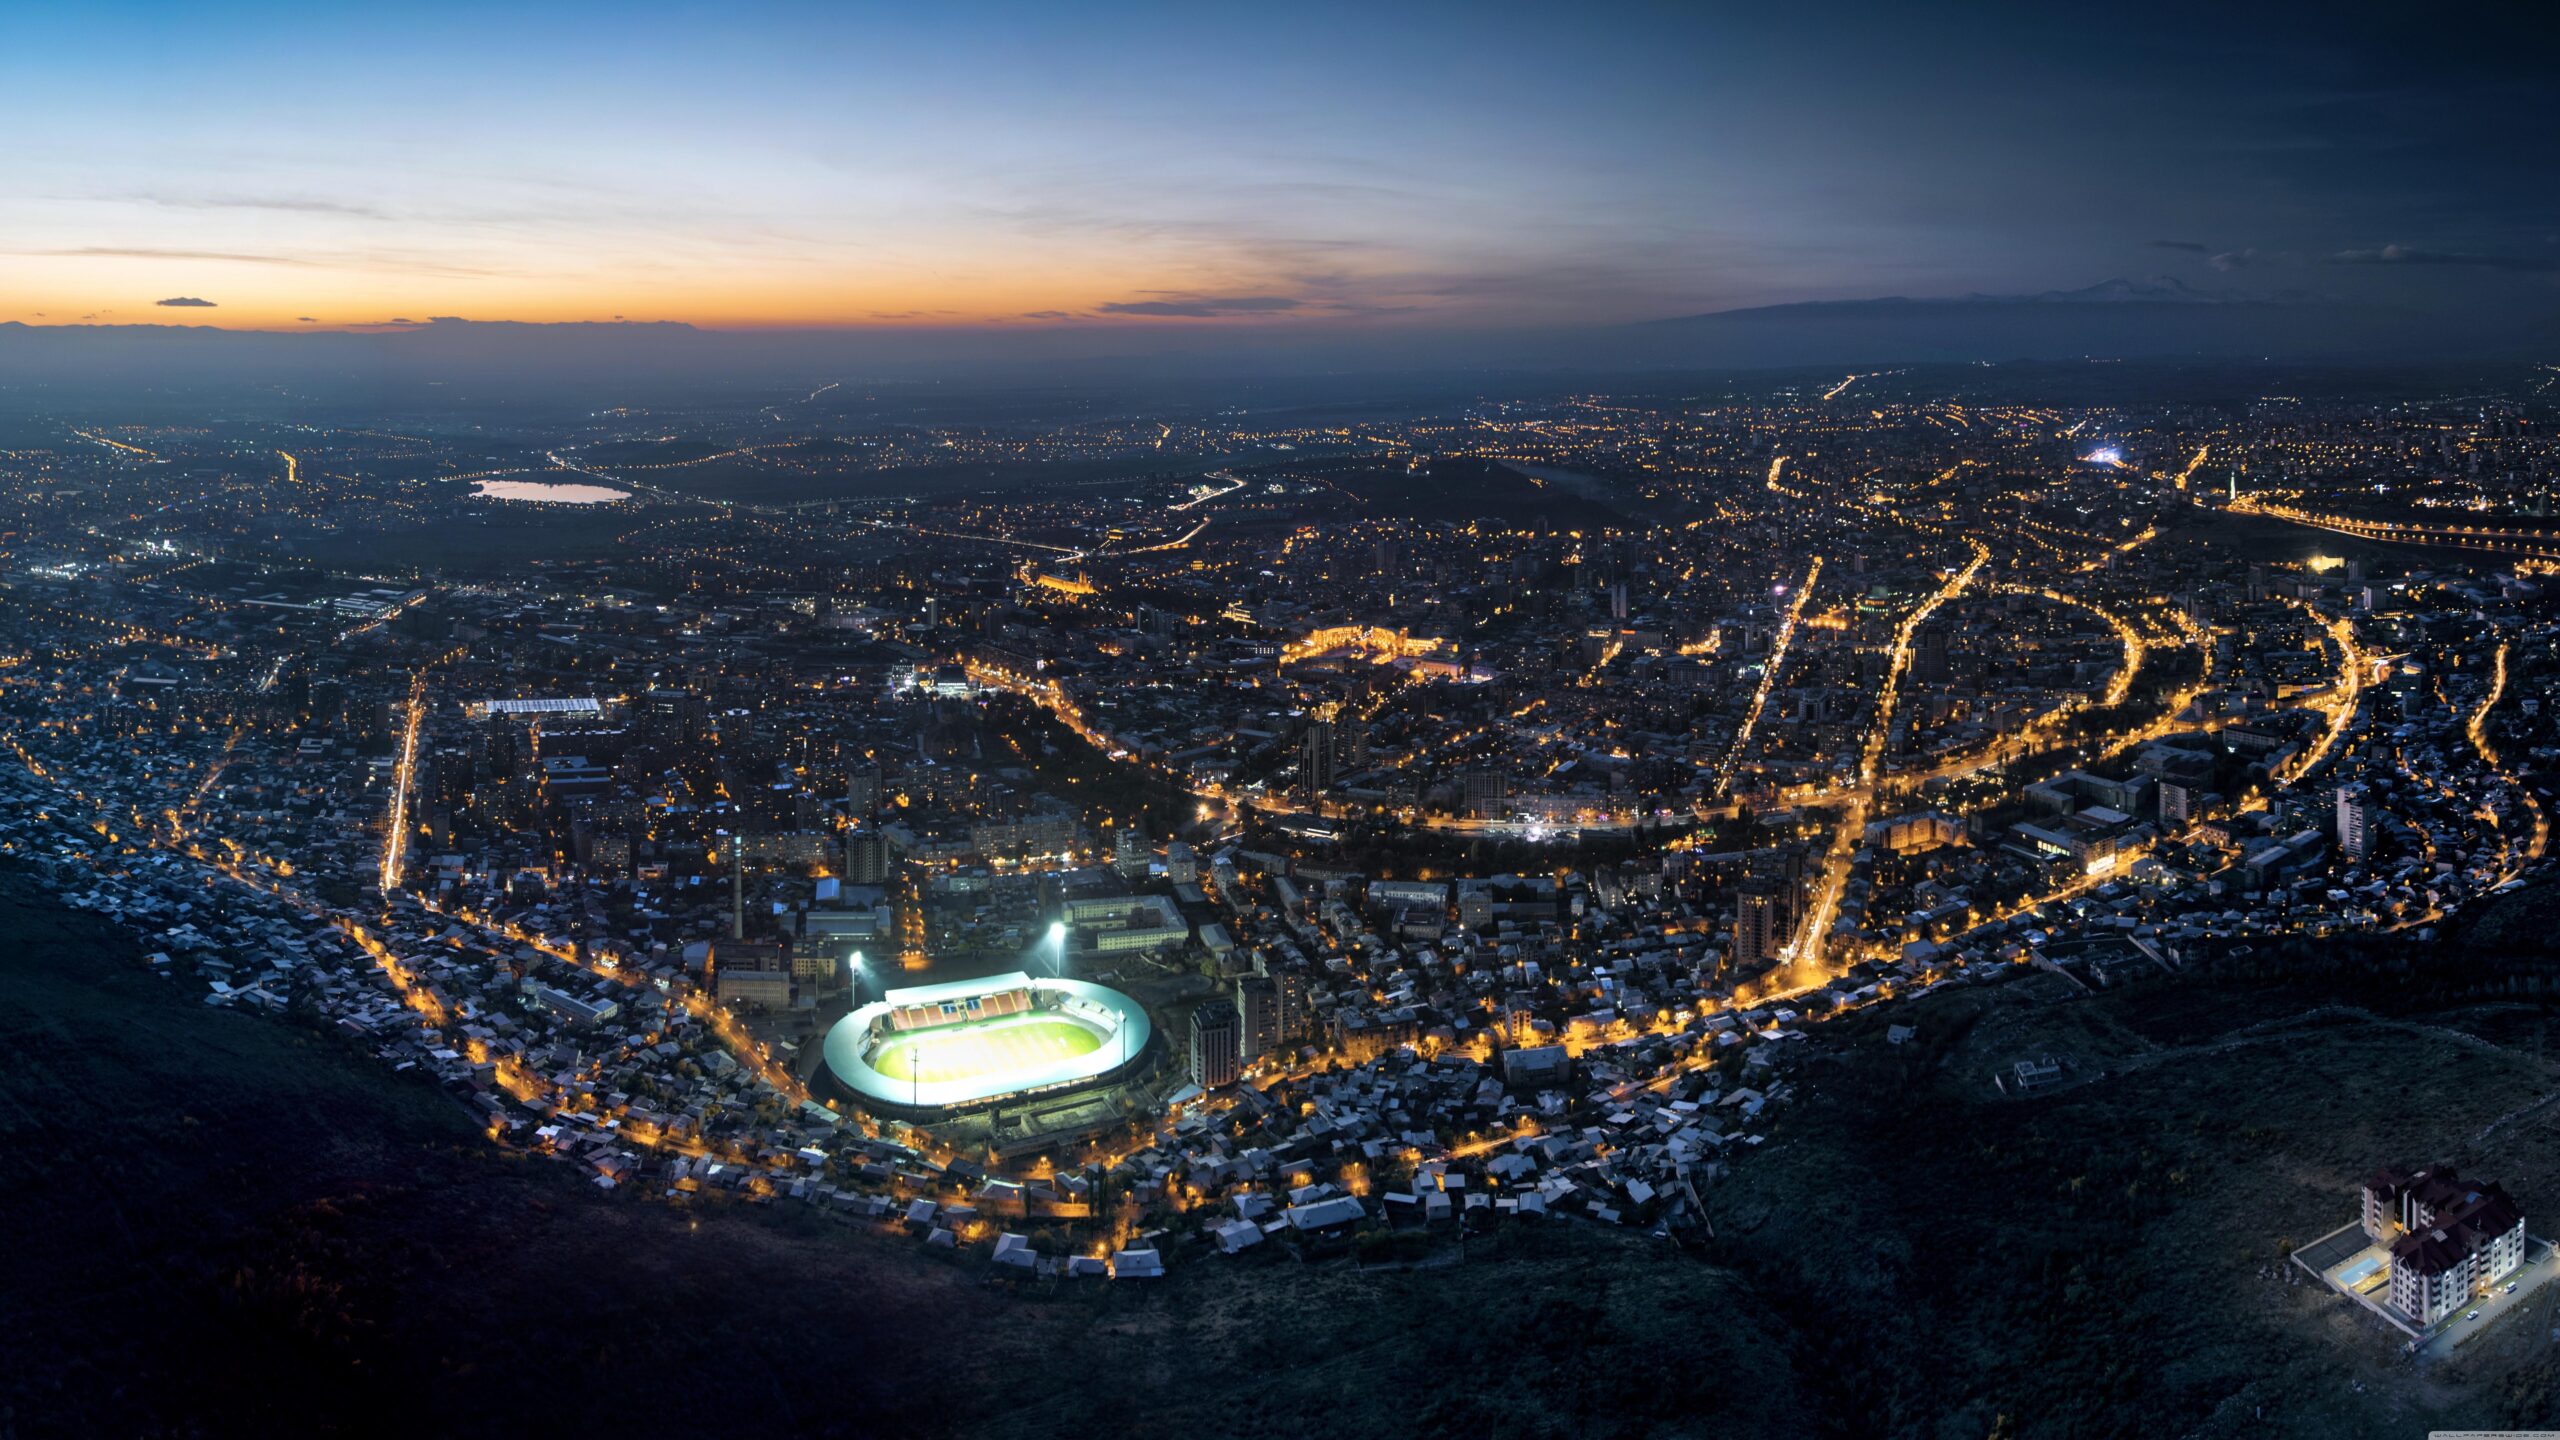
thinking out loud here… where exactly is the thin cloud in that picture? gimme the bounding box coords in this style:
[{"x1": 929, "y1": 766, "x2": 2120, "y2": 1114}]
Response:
[
  {"x1": 138, "y1": 193, "x2": 389, "y2": 219},
  {"x1": 40, "y1": 246, "x2": 321, "y2": 267},
  {"x1": 22, "y1": 245, "x2": 499, "y2": 278},
  {"x1": 2211, "y1": 250, "x2": 2260, "y2": 271},
  {"x1": 1097, "y1": 295, "x2": 1302, "y2": 318},
  {"x1": 2325, "y1": 243, "x2": 2560, "y2": 273},
  {"x1": 155, "y1": 296, "x2": 217, "y2": 307}
]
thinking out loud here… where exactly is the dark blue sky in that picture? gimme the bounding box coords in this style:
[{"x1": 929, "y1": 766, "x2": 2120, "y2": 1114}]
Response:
[{"x1": 1, "y1": 0, "x2": 2553, "y2": 331}]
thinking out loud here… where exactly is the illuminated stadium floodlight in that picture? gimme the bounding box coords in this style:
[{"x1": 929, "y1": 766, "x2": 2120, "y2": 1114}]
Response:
[{"x1": 1047, "y1": 920, "x2": 1067, "y2": 978}]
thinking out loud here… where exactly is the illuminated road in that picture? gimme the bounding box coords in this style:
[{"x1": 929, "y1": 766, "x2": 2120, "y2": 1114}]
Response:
[
  {"x1": 870, "y1": 517, "x2": 1082, "y2": 557},
  {"x1": 71, "y1": 428, "x2": 160, "y2": 461},
  {"x1": 2471, "y1": 638, "x2": 2550, "y2": 881},
  {"x1": 965, "y1": 657, "x2": 1665, "y2": 837},
  {"x1": 1111, "y1": 518, "x2": 1211, "y2": 555},
  {"x1": 2279, "y1": 599, "x2": 2366, "y2": 786},
  {"x1": 2473, "y1": 639, "x2": 2514, "y2": 772},
  {"x1": 379, "y1": 670, "x2": 428, "y2": 894},
  {"x1": 2169, "y1": 445, "x2": 2209, "y2": 491},
  {"x1": 1791, "y1": 540, "x2": 1987, "y2": 979},
  {"x1": 1711, "y1": 555, "x2": 1822, "y2": 801},
  {"x1": 2228, "y1": 493, "x2": 2560, "y2": 560},
  {"x1": 4, "y1": 688, "x2": 840, "y2": 1165},
  {"x1": 1167, "y1": 470, "x2": 1245, "y2": 512},
  {"x1": 2, "y1": 595, "x2": 226, "y2": 660},
  {"x1": 2072, "y1": 524, "x2": 2157, "y2": 573},
  {"x1": 1783, "y1": 590, "x2": 2210, "y2": 809},
  {"x1": 540, "y1": 448, "x2": 745, "y2": 513},
  {"x1": 332, "y1": 586, "x2": 429, "y2": 644},
  {"x1": 983, "y1": 532, "x2": 2206, "y2": 862}
]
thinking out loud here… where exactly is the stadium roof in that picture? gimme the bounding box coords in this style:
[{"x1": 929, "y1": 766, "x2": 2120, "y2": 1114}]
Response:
[
  {"x1": 470, "y1": 697, "x2": 602, "y2": 718},
  {"x1": 882, "y1": 970, "x2": 1033, "y2": 1007}
]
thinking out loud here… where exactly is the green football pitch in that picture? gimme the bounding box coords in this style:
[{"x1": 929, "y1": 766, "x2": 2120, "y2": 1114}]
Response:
[{"x1": 870, "y1": 1017, "x2": 1104, "y2": 1085}]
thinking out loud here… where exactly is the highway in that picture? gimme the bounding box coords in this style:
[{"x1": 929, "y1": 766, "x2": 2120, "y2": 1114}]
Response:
[{"x1": 2229, "y1": 492, "x2": 2560, "y2": 560}]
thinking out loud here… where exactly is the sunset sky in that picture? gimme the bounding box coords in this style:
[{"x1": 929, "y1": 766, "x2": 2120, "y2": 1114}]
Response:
[{"x1": 2, "y1": 1, "x2": 2553, "y2": 333}]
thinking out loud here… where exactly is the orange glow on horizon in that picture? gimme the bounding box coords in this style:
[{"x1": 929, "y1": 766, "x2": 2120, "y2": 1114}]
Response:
[{"x1": 0, "y1": 249, "x2": 1470, "y2": 332}]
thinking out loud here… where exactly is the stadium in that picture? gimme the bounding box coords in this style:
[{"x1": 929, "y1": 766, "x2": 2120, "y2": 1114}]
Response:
[{"x1": 820, "y1": 970, "x2": 1152, "y2": 1118}]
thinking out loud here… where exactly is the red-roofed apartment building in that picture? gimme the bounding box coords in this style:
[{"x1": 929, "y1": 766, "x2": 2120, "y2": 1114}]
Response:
[{"x1": 2362, "y1": 1164, "x2": 2528, "y2": 1326}]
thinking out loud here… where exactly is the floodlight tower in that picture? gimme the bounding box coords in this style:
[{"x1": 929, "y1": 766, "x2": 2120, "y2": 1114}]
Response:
[{"x1": 1047, "y1": 921, "x2": 1067, "y2": 980}]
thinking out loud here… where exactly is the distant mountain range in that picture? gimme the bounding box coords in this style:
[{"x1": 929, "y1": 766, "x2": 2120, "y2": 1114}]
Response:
[
  {"x1": 2019, "y1": 276, "x2": 2321, "y2": 305},
  {"x1": 1653, "y1": 276, "x2": 2320, "y2": 314},
  {"x1": 0, "y1": 280, "x2": 2546, "y2": 400},
  {"x1": 1614, "y1": 277, "x2": 2459, "y2": 367}
]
